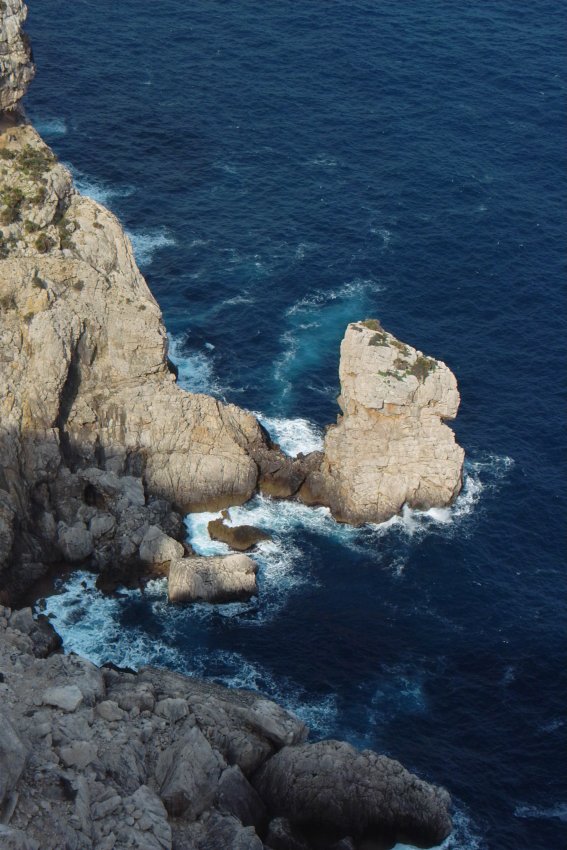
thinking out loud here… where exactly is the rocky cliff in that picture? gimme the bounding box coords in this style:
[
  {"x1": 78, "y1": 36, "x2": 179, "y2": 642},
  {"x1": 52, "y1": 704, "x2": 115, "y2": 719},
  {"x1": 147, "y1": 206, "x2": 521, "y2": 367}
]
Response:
[
  {"x1": 0, "y1": 0, "x2": 33, "y2": 111},
  {"x1": 0, "y1": 606, "x2": 452, "y2": 850},
  {"x1": 0, "y1": 6, "x2": 459, "y2": 847},
  {"x1": 301, "y1": 321, "x2": 464, "y2": 524},
  {"x1": 0, "y1": 15, "x2": 315, "y2": 602}
]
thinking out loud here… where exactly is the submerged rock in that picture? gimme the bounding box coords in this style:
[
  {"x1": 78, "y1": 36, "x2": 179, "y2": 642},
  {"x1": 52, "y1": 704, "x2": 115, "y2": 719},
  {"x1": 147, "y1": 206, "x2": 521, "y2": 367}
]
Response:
[{"x1": 301, "y1": 321, "x2": 464, "y2": 524}]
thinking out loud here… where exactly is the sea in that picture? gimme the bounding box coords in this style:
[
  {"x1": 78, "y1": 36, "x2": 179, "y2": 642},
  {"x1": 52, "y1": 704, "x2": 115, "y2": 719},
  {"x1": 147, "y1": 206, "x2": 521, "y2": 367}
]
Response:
[{"x1": 24, "y1": 2, "x2": 566, "y2": 848}]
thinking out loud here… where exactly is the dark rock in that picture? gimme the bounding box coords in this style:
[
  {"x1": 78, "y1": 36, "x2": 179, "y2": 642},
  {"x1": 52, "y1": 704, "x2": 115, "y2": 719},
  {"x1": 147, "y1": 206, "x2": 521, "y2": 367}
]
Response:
[
  {"x1": 29, "y1": 615, "x2": 62, "y2": 658},
  {"x1": 208, "y1": 515, "x2": 271, "y2": 551},
  {"x1": 217, "y1": 764, "x2": 269, "y2": 832},
  {"x1": 155, "y1": 725, "x2": 220, "y2": 818},
  {"x1": 265, "y1": 817, "x2": 311, "y2": 850},
  {"x1": 257, "y1": 452, "x2": 323, "y2": 499},
  {"x1": 253, "y1": 740, "x2": 452, "y2": 849},
  {"x1": 187, "y1": 812, "x2": 264, "y2": 850}
]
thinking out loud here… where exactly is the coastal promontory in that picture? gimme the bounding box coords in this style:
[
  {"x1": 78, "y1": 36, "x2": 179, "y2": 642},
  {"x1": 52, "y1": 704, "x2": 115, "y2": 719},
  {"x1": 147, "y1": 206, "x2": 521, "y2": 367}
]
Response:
[{"x1": 0, "y1": 3, "x2": 459, "y2": 848}]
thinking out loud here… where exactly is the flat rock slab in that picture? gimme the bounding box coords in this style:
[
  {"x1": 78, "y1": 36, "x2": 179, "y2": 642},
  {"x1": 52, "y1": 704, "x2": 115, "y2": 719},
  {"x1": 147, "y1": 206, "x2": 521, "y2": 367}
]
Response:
[
  {"x1": 42, "y1": 684, "x2": 84, "y2": 712},
  {"x1": 168, "y1": 554, "x2": 258, "y2": 603}
]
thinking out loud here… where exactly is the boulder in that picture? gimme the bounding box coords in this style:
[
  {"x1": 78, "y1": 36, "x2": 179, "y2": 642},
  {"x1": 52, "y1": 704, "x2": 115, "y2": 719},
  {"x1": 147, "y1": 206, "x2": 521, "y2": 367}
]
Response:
[
  {"x1": 168, "y1": 554, "x2": 258, "y2": 603},
  {"x1": 56, "y1": 522, "x2": 94, "y2": 562},
  {"x1": 217, "y1": 765, "x2": 268, "y2": 831},
  {"x1": 253, "y1": 740, "x2": 452, "y2": 848},
  {"x1": 155, "y1": 725, "x2": 221, "y2": 818},
  {"x1": 139, "y1": 524, "x2": 184, "y2": 567},
  {"x1": 265, "y1": 817, "x2": 311, "y2": 850},
  {"x1": 0, "y1": 826, "x2": 39, "y2": 850},
  {"x1": 185, "y1": 812, "x2": 264, "y2": 850}
]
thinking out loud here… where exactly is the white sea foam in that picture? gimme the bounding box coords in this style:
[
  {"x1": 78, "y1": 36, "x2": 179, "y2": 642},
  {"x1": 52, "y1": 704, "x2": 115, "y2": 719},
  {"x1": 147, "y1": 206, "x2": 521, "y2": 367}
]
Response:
[
  {"x1": 32, "y1": 116, "x2": 67, "y2": 138},
  {"x1": 168, "y1": 334, "x2": 227, "y2": 396},
  {"x1": 371, "y1": 666, "x2": 427, "y2": 717},
  {"x1": 127, "y1": 228, "x2": 176, "y2": 267},
  {"x1": 41, "y1": 572, "x2": 184, "y2": 671},
  {"x1": 370, "y1": 226, "x2": 392, "y2": 248},
  {"x1": 68, "y1": 165, "x2": 134, "y2": 208},
  {"x1": 514, "y1": 802, "x2": 567, "y2": 822},
  {"x1": 185, "y1": 499, "x2": 316, "y2": 622},
  {"x1": 307, "y1": 154, "x2": 339, "y2": 168},
  {"x1": 256, "y1": 414, "x2": 324, "y2": 456},
  {"x1": 184, "y1": 648, "x2": 338, "y2": 735},
  {"x1": 286, "y1": 277, "x2": 382, "y2": 316},
  {"x1": 41, "y1": 570, "x2": 338, "y2": 736}
]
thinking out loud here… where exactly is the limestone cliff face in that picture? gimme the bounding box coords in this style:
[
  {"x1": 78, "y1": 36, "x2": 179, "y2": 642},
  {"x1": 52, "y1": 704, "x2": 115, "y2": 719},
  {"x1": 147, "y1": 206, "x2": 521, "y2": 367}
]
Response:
[
  {"x1": 0, "y1": 4, "x2": 310, "y2": 599},
  {"x1": 0, "y1": 0, "x2": 34, "y2": 110},
  {"x1": 0, "y1": 2, "x2": 465, "y2": 601},
  {"x1": 0, "y1": 119, "x2": 278, "y2": 596},
  {"x1": 301, "y1": 321, "x2": 465, "y2": 524}
]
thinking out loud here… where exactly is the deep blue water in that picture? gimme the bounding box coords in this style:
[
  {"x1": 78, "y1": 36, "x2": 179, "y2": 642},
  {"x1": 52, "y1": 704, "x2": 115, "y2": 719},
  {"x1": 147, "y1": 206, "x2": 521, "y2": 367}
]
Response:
[{"x1": 25, "y1": 1, "x2": 566, "y2": 848}]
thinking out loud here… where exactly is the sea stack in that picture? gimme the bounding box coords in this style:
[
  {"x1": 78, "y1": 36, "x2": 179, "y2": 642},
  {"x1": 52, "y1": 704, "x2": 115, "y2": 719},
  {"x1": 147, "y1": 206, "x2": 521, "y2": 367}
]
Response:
[{"x1": 301, "y1": 320, "x2": 465, "y2": 524}]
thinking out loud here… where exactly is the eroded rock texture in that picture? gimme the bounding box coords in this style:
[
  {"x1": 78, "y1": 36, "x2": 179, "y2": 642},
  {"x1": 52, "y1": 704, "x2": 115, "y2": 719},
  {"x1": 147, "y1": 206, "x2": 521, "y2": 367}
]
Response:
[
  {"x1": 0, "y1": 118, "x2": 299, "y2": 600},
  {"x1": 0, "y1": 0, "x2": 34, "y2": 111},
  {"x1": 0, "y1": 612, "x2": 452, "y2": 850},
  {"x1": 301, "y1": 321, "x2": 465, "y2": 524}
]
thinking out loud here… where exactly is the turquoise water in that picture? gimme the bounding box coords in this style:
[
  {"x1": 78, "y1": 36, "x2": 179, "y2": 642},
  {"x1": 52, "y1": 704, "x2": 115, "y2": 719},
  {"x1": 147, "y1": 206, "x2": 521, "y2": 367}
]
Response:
[{"x1": 26, "y1": 2, "x2": 566, "y2": 847}]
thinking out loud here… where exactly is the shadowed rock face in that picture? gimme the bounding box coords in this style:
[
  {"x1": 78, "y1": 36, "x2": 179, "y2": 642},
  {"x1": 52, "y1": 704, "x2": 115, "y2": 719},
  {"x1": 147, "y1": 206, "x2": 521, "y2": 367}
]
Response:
[
  {"x1": 301, "y1": 321, "x2": 465, "y2": 525},
  {"x1": 253, "y1": 739, "x2": 453, "y2": 848},
  {"x1": 0, "y1": 610, "x2": 453, "y2": 850},
  {"x1": 0, "y1": 1, "x2": 34, "y2": 111}
]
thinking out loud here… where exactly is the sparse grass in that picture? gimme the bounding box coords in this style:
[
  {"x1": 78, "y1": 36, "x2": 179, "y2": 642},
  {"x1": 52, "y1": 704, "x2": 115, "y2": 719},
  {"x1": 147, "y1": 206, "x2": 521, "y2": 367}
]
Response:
[
  {"x1": 32, "y1": 271, "x2": 47, "y2": 290},
  {"x1": 17, "y1": 145, "x2": 56, "y2": 179},
  {"x1": 24, "y1": 219, "x2": 40, "y2": 234},
  {"x1": 0, "y1": 187, "x2": 24, "y2": 224},
  {"x1": 32, "y1": 186, "x2": 47, "y2": 205},
  {"x1": 391, "y1": 339, "x2": 410, "y2": 356},
  {"x1": 393, "y1": 356, "x2": 409, "y2": 371},
  {"x1": 34, "y1": 233, "x2": 54, "y2": 254},
  {"x1": 58, "y1": 216, "x2": 76, "y2": 250},
  {"x1": 360, "y1": 318, "x2": 383, "y2": 331},
  {"x1": 378, "y1": 369, "x2": 404, "y2": 382},
  {"x1": 0, "y1": 292, "x2": 16, "y2": 310},
  {"x1": 409, "y1": 355, "x2": 437, "y2": 382},
  {"x1": 0, "y1": 149, "x2": 16, "y2": 161},
  {"x1": 369, "y1": 331, "x2": 389, "y2": 347}
]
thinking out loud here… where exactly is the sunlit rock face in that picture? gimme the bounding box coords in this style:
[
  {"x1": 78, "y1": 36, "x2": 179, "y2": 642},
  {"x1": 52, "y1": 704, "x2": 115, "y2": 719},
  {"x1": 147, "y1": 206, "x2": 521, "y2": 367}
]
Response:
[
  {"x1": 0, "y1": 0, "x2": 35, "y2": 112},
  {"x1": 301, "y1": 320, "x2": 464, "y2": 524}
]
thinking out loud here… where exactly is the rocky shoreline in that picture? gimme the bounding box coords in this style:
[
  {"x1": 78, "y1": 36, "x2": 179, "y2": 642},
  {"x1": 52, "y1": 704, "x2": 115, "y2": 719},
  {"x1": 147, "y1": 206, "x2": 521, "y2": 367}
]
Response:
[
  {"x1": 0, "y1": 2, "x2": 463, "y2": 847},
  {"x1": 0, "y1": 605, "x2": 452, "y2": 850}
]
